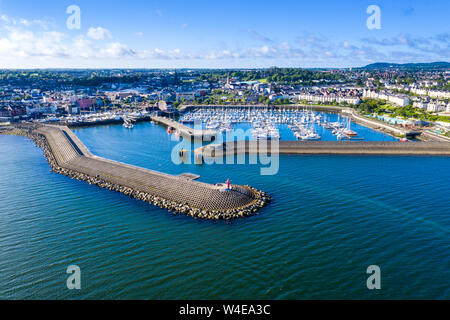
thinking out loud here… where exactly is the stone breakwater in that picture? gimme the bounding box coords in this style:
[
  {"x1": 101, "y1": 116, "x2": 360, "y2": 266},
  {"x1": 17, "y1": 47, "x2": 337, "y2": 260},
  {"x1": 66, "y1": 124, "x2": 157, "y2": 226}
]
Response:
[
  {"x1": 195, "y1": 140, "x2": 450, "y2": 157},
  {"x1": 6, "y1": 124, "x2": 270, "y2": 220}
]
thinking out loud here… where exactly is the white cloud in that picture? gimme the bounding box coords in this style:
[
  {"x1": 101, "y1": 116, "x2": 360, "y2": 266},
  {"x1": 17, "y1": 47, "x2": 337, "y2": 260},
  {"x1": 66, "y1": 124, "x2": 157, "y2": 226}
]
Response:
[
  {"x1": 0, "y1": 13, "x2": 447, "y2": 67},
  {"x1": 138, "y1": 48, "x2": 194, "y2": 60},
  {"x1": 0, "y1": 25, "x2": 69, "y2": 59},
  {"x1": 0, "y1": 15, "x2": 11, "y2": 24},
  {"x1": 204, "y1": 50, "x2": 240, "y2": 60},
  {"x1": 0, "y1": 38, "x2": 15, "y2": 55},
  {"x1": 72, "y1": 36, "x2": 95, "y2": 58},
  {"x1": 0, "y1": 15, "x2": 132, "y2": 60},
  {"x1": 19, "y1": 18, "x2": 50, "y2": 29},
  {"x1": 87, "y1": 27, "x2": 112, "y2": 40},
  {"x1": 247, "y1": 29, "x2": 274, "y2": 43},
  {"x1": 360, "y1": 33, "x2": 450, "y2": 61},
  {"x1": 102, "y1": 42, "x2": 135, "y2": 58}
]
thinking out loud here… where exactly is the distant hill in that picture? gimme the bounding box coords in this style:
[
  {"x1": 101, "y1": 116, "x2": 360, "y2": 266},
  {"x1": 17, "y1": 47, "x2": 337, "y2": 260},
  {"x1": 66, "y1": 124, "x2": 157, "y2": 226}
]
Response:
[{"x1": 361, "y1": 62, "x2": 450, "y2": 70}]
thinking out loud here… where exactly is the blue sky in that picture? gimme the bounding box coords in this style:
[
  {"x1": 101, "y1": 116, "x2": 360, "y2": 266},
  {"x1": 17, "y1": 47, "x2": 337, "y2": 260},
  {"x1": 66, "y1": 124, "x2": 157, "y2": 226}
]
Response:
[{"x1": 0, "y1": 0, "x2": 448, "y2": 68}]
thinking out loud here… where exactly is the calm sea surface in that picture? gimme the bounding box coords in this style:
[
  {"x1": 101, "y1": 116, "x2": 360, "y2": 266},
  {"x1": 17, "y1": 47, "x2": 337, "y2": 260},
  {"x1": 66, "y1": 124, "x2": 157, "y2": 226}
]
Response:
[{"x1": 0, "y1": 120, "x2": 449, "y2": 299}]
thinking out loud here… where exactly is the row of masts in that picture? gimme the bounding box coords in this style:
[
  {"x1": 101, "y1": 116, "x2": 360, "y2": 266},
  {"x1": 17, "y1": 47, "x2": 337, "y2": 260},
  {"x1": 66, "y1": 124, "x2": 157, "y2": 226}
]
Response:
[
  {"x1": 179, "y1": 107, "x2": 361, "y2": 140},
  {"x1": 180, "y1": 107, "x2": 324, "y2": 125}
]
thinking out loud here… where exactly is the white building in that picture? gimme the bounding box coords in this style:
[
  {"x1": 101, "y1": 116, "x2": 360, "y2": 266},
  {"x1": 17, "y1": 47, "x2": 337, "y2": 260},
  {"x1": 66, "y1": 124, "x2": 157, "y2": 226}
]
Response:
[
  {"x1": 26, "y1": 105, "x2": 56, "y2": 115},
  {"x1": 427, "y1": 103, "x2": 446, "y2": 112},
  {"x1": 175, "y1": 92, "x2": 195, "y2": 101},
  {"x1": 419, "y1": 80, "x2": 438, "y2": 87},
  {"x1": 410, "y1": 88, "x2": 428, "y2": 96},
  {"x1": 409, "y1": 87, "x2": 450, "y2": 99},
  {"x1": 385, "y1": 83, "x2": 408, "y2": 91},
  {"x1": 413, "y1": 101, "x2": 428, "y2": 110},
  {"x1": 388, "y1": 95, "x2": 410, "y2": 107},
  {"x1": 296, "y1": 94, "x2": 360, "y2": 105},
  {"x1": 363, "y1": 89, "x2": 409, "y2": 107},
  {"x1": 428, "y1": 90, "x2": 450, "y2": 99}
]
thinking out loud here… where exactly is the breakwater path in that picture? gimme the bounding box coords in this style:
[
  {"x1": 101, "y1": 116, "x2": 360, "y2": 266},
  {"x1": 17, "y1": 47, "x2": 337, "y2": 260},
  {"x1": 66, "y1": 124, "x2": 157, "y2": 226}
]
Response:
[
  {"x1": 30, "y1": 125, "x2": 270, "y2": 219},
  {"x1": 195, "y1": 140, "x2": 450, "y2": 157}
]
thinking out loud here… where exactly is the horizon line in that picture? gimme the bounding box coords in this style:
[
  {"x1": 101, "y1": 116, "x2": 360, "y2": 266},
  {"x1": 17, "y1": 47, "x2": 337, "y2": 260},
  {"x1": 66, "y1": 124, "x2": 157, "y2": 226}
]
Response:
[{"x1": 1, "y1": 61, "x2": 449, "y2": 71}]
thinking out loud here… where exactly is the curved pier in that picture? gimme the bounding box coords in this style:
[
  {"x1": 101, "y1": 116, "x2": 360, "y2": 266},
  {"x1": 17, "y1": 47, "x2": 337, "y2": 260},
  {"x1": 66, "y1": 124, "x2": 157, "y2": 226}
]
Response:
[{"x1": 28, "y1": 125, "x2": 270, "y2": 219}]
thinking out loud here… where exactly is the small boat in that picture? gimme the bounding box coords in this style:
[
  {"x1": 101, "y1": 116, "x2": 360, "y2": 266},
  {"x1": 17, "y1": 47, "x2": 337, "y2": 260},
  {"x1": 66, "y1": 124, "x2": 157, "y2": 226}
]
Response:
[
  {"x1": 343, "y1": 128, "x2": 358, "y2": 136},
  {"x1": 123, "y1": 119, "x2": 134, "y2": 129},
  {"x1": 336, "y1": 132, "x2": 345, "y2": 140},
  {"x1": 405, "y1": 131, "x2": 422, "y2": 139},
  {"x1": 206, "y1": 120, "x2": 220, "y2": 129},
  {"x1": 305, "y1": 133, "x2": 321, "y2": 140},
  {"x1": 342, "y1": 119, "x2": 358, "y2": 136}
]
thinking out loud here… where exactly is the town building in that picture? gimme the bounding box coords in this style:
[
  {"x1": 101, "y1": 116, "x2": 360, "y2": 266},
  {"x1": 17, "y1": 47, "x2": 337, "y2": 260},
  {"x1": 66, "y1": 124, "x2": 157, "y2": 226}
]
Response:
[
  {"x1": 427, "y1": 102, "x2": 446, "y2": 112},
  {"x1": 363, "y1": 89, "x2": 410, "y2": 107}
]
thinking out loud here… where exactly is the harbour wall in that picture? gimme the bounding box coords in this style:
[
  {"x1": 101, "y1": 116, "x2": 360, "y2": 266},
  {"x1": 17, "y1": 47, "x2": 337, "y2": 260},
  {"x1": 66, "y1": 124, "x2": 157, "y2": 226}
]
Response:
[
  {"x1": 5, "y1": 124, "x2": 270, "y2": 220},
  {"x1": 151, "y1": 116, "x2": 217, "y2": 141},
  {"x1": 59, "y1": 115, "x2": 152, "y2": 128},
  {"x1": 342, "y1": 109, "x2": 407, "y2": 137},
  {"x1": 195, "y1": 140, "x2": 450, "y2": 157},
  {"x1": 420, "y1": 130, "x2": 450, "y2": 143}
]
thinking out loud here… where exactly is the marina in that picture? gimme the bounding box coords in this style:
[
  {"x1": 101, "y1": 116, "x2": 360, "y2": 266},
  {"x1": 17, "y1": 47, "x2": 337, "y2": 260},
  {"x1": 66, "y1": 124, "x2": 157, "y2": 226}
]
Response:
[
  {"x1": 34, "y1": 110, "x2": 153, "y2": 127},
  {"x1": 28, "y1": 106, "x2": 436, "y2": 144},
  {"x1": 179, "y1": 107, "x2": 397, "y2": 142}
]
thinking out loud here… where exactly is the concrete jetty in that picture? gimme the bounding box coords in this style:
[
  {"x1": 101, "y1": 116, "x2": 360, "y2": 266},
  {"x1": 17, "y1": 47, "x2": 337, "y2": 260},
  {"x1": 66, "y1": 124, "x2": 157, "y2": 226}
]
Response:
[
  {"x1": 26, "y1": 125, "x2": 270, "y2": 219},
  {"x1": 151, "y1": 116, "x2": 216, "y2": 141},
  {"x1": 195, "y1": 140, "x2": 450, "y2": 157}
]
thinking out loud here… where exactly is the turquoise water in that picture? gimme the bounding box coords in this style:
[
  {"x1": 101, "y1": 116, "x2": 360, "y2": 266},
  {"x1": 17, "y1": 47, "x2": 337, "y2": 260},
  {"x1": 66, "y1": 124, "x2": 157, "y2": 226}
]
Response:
[{"x1": 0, "y1": 122, "x2": 449, "y2": 299}]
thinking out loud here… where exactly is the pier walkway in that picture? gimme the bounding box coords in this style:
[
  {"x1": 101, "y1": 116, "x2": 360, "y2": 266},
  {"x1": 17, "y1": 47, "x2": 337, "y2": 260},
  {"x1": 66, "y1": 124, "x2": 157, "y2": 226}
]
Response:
[
  {"x1": 195, "y1": 140, "x2": 450, "y2": 157},
  {"x1": 35, "y1": 125, "x2": 260, "y2": 212},
  {"x1": 151, "y1": 116, "x2": 216, "y2": 141}
]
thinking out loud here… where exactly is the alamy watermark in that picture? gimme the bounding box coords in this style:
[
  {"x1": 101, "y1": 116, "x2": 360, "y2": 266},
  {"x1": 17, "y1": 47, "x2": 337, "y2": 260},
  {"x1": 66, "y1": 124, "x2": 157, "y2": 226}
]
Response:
[
  {"x1": 366, "y1": 265, "x2": 381, "y2": 290},
  {"x1": 366, "y1": 5, "x2": 381, "y2": 30},
  {"x1": 66, "y1": 264, "x2": 81, "y2": 290},
  {"x1": 66, "y1": 5, "x2": 81, "y2": 30},
  {"x1": 170, "y1": 123, "x2": 279, "y2": 176}
]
